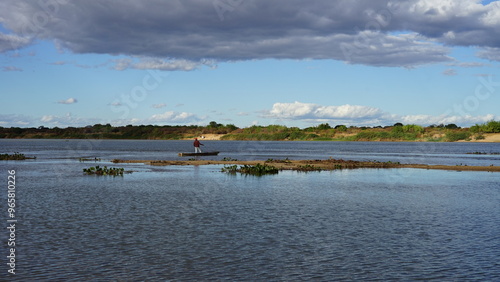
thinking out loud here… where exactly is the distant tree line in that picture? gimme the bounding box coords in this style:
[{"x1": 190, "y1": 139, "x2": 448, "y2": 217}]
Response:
[
  {"x1": 0, "y1": 122, "x2": 238, "y2": 139},
  {"x1": 1, "y1": 120, "x2": 499, "y2": 141}
]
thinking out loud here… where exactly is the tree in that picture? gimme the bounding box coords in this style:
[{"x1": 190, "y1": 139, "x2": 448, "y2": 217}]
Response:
[
  {"x1": 208, "y1": 121, "x2": 222, "y2": 128},
  {"x1": 334, "y1": 125, "x2": 347, "y2": 132},
  {"x1": 317, "y1": 123, "x2": 332, "y2": 130}
]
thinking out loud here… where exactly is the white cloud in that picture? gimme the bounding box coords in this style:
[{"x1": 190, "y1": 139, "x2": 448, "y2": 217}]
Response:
[
  {"x1": 112, "y1": 58, "x2": 132, "y2": 71},
  {"x1": 149, "y1": 111, "x2": 203, "y2": 123},
  {"x1": 442, "y1": 69, "x2": 458, "y2": 76},
  {"x1": 50, "y1": 61, "x2": 67, "y2": 65},
  {"x1": 0, "y1": 32, "x2": 32, "y2": 52},
  {"x1": 57, "y1": 98, "x2": 78, "y2": 104},
  {"x1": 400, "y1": 114, "x2": 496, "y2": 126},
  {"x1": 133, "y1": 58, "x2": 201, "y2": 71},
  {"x1": 110, "y1": 57, "x2": 216, "y2": 71},
  {"x1": 0, "y1": 114, "x2": 33, "y2": 126},
  {"x1": 152, "y1": 103, "x2": 167, "y2": 109},
  {"x1": 447, "y1": 61, "x2": 487, "y2": 68},
  {"x1": 269, "y1": 101, "x2": 382, "y2": 120},
  {"x1": 38, "y1": 113, "x2": 100, "y2": 127},
  {"x1": 266, "y1": 101, "x2": 498, "y2": 127},
  {"x1": 477, "y1": 47, "x2": 500, "y2": 61},
  {"x1": 2, "y1": 66, "x2": 22, "y2": 72}
]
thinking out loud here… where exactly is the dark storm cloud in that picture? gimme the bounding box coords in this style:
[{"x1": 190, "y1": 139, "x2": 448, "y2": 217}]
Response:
[{"x1": 1, "y1": 0, "x2": 499, "y2": 67}]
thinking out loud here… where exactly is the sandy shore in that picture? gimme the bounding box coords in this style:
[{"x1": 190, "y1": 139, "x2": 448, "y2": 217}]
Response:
[
  {"x1": 112, "y1": 158, "x2": 500, "y2": 172},
  {"x1": 186, "y1": 133, "x2": 500, "y2": 142},
  {"x1": 468, "y1": 133, "x2": 500, "y2": 142}
]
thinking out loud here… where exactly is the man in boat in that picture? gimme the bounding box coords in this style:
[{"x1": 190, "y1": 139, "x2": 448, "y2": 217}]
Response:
[{"x1": 193, "y1": 138, "x2": 204, "y2": 153}]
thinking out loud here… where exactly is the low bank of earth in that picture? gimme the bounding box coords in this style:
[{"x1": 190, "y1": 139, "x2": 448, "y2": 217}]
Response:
[{"x1": 112, "y1": 158, "x2": 500, "y2": 172}]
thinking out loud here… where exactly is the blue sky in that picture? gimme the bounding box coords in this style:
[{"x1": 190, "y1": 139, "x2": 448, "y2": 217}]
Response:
[{"x1": 1, "y1": 0, "x2": 500, "y2": 128}]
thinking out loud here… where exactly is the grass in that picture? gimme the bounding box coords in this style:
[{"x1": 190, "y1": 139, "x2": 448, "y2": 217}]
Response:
[{"x1": 295, "y1": 164, "x2": 323, "y2": 172}]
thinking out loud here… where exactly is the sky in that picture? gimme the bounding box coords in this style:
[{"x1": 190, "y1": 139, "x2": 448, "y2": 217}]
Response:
[{"x1": 1, "y1": 0, "x2": 500, "y2": 128}]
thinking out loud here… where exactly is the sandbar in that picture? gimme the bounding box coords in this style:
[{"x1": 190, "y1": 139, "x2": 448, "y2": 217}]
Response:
[{"x1": 111, "y1": 158, "x2": 500, "y2": 172}]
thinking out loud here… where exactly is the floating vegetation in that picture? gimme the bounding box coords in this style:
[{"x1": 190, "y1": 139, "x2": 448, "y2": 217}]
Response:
[
  {"x1": 222, "y1": 157, "x2": 238, "y2": 161},
  {"x1": 221, "y1": 164, "x2": 238, "y2": 173},
  {"x1": 466, "y1": 152, "x2": 500, "y2": 155},
  {"x1": 221, "y1": 163, "x2": 279, "y2": 176},
  {"x1": 83, "y1": 166, "x2": 125, "y2": 176},
  {"x1": 79, "y1": 157, "x2": 101, "y2": 162},
  {"x1": 0, "y1": 152, "x2": 35, "y2": 160}
]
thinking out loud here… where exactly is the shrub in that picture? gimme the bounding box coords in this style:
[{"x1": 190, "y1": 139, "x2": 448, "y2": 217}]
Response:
[
  {"x1": 334, "y1": 125, "x2": 347, "y2": 132},
  {"x1": 445, "y1": 132, "x2": 471, "y2": 142},
  {"x1": 402, "y1": 124, "x2": 424, "y2": 134},
  {"x1": 469, "y1": 120, "x2": 500, "y2": 133}
]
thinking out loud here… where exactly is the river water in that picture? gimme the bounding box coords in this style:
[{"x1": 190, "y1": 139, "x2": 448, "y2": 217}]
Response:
[{"x1": 1, "y1": 139, "x2": 499, "y2": 280}]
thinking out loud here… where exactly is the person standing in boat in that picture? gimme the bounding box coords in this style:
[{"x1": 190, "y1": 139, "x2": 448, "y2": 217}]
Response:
[{"x1": 193, "y1": 138, "x2": 204, "y2": 153}]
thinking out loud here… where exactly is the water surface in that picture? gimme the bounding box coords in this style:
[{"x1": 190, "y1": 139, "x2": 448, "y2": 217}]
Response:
[{"x1": 1, "y1": 140, "x2": 499, "y2": 280}]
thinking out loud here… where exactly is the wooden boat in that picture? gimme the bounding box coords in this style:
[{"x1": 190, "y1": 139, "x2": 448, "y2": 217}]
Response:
[{"x1": 178, "y1": 151, "x2": 220, "y2": 157}]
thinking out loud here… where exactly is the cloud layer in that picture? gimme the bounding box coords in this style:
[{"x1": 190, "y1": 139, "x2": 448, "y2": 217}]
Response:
[
  {"x1": 267, "y1": 101, "x2": 497, "y2": 126},
  {"x1": 1, "y1": 0, "x2": 500, "y2": 67}
]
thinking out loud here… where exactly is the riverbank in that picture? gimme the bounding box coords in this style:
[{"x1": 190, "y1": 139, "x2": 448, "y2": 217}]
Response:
[
  {"x1": 111, "y1": 158, "x2": 500, "y2": 172},
  {"x1": 188, "y1": 133, "x2": 500, "y2": 142}
]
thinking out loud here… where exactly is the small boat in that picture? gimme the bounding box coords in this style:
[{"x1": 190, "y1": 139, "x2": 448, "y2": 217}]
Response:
[{"x1": 178, "y1": 151, "x2": 220, "y2": 157}]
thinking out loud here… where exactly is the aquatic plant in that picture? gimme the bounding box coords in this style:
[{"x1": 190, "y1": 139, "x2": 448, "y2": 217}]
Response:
[
  {"x1": 239, "y1": 163, "x2": 279, "y2": 176},
  {"x1": 221, "y1": 163, "x2": 279, "y2": 176},
  {"x1": 0, "y1": 152, "x2": 34, "y2": 160},
  {"x1": 466, "y1": 152, "x2": 500, "y2": 155},
  {"x1": 83, "y1": 166, "x2": 125, "y2": 176},
  {"x1": 222, "y1": 157, "x2": 238, "y2": 161},
  {"x1": 79, "y1": 157, "x2": 101, "y2": 162},
  {"x1": 221, "y1": 164, "x2": 239, "y2": 173}
]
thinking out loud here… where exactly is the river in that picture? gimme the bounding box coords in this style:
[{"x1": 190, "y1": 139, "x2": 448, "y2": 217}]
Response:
[{"x1": 1, "y1": 139, "x2": 499, "y2": 280}]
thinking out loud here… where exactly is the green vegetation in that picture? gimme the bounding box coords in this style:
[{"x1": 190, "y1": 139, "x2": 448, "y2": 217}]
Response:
[
  {"x1": 0, "y1": 122, "x2": 239, "y2": 139},
  {"x1": 445, "y1": 131, "x2": 471, "y2": 142},
  {"x1": 1, "y1": 120, "x2": 499, "y2": 142},
  {"x1": 295, "y1": 164, "x2": 323, "y2": 172},
  {"x1": 79, "y1": 157, "x2": 101, "y2": 162},
  {"x1": 265, "y1": 158, "x2": 292, "y2": 163},
  {"x1": 466, "y1": 152, "x2": 500, "y2": 155},
  {"x1": 221, "y1": 163, "x2": 279, "y2": 176},
  {"x1": 221, "y1": 157, "x2": 238, "y2": 161},
  {"x1": 470, "y1": 120, "x2": 500, "y2": 133},
  {"x1": 0, "y1": 152, "x2": 29, "y2": 160},
  {"x1": 83, "y1": 166, "x2": 125, "y2": 176}
]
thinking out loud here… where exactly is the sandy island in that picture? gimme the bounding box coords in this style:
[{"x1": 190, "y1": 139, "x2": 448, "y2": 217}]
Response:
[{"x1": 111, "y1": 158, "x2": 500, "y2": 172}]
